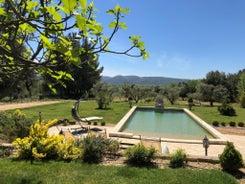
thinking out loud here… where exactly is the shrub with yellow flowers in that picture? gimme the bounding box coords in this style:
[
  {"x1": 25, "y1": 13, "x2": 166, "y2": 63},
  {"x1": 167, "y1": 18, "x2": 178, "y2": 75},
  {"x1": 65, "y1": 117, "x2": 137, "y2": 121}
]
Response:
[{"x1": 13, "y1": 119, "x2": 81, "y2": 162}]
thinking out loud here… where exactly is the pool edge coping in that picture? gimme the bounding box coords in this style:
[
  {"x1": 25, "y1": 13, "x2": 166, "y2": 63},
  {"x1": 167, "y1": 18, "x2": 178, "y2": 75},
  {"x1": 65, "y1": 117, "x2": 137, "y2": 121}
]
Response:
[{"x1": 109, "y1": 106, "x2": 229, "y2": 145}]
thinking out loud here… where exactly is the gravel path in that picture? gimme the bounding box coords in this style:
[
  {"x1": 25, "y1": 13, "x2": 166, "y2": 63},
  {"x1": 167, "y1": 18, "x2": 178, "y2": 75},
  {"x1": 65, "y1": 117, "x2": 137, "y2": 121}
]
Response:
[{"x1": 0, "y1": 101, "x2": 62, "y2": 111}]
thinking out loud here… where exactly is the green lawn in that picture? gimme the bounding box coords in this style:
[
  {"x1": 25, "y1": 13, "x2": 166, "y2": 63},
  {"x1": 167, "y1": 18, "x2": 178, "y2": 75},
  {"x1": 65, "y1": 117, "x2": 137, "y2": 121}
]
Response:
[
  {"x1": 190, "y1": 105, "x2": 245, "y2": 125},
  {"x1": 0, "y1": 158, "x2": 239, "y2": 184},
  {"x1": 3, "y1": 101, "x2": 244, "y2": 184},
  {"x1": 6, "y1": 100, "x2": 245, "y2": 125}
]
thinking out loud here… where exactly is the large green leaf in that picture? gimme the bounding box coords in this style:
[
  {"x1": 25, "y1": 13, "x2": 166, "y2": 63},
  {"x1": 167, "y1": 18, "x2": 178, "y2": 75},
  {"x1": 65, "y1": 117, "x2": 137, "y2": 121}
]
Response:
[
  {"x1": 114, "y1": 4, "x2": 120, "y2": 13},
  {"x1": 119, "y1": 22, "x2": 127, "y2": 30},
  {"x1": 0, "y1": 7, "x2": 6, "y2": 16},
  {"x1": 26, "y1": 1, "x2": 38, "y2": 12},
  {"x1": 40, "y1": 35, "x2": 55, "y2": 50},
  {"x1": 75, "y1": 15, "x2": 88, "y2": 36},
  {"x1": 108, "y1": 21, "x2": 116, "y2": 28},
  {"x1": 120, "y1": 7, "x2": 130, "y2": 14},
  {"x1": 79, "y1": 0, "x2": 87, "y2": 14},
  {"x1": 61, "y1": 0, "x2": 77, "y2": 13},
  {"x1": 46, "y1": 6, "x2": 62, "y2": 21}
]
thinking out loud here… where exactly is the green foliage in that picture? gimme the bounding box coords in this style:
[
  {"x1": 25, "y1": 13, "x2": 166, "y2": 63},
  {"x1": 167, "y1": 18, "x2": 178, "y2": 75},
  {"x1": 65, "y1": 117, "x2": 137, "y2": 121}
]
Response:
[
  {"x1": 217, "y1": 103, "x2": 236, "y2": 116},
  {"x1": 0, "y1": 158, "x2": 239, "y2": 184},
  {"x1": 164, "y1": 86, "x2": 180, "y2": 105},
  {"x1": 238, "y1": 122, "x2": 244, "y2": 127},
  {"x1": 188, "y1": 97, "x2": 194, "y2": 103},
  {"x1": 0, "y1": 110, "x2": 33, "y2": 142},
  {"x1": 237, "y1": 72, "x2": 245, "y2": 107},
  {"x1": 221, "y1": 122, "x2": 226, "y2": 126},
  {"x1": 79, "y1": 134, "x2": 119, "y2": 163},
  {"x1": 43, "y1": 35, "x2": 103, "y2": 99},
  {"x1": 0, "y1": 145, "x2": 14, "y2": 158},
  {"x1": 229, "y1": 121, "x2": 236, "y2": 127},
  {"x1": 219, "y1": 142, "x2": 244, "y2": 173},
  {"x1": 169, "y1": 149, "x2": 187, "y2": 168},
  {"x1": 0, "y1": 0, "x2": 148, "y2": 95},
  {"x1": 212, "y1": 121, "x2": 219, "y2": 127},
  {"x1": 239, "y1": 93, "x2": 245, "y2": 108},
  {"x1": 92, "y1": 82, "x2": 115, "y2": 109},
  {"x1": 12, "y1": 119, "x2": 81, "y2": 162},
  {"x1": 124, "y1": 143, "x2": 157, "y2": 167}
]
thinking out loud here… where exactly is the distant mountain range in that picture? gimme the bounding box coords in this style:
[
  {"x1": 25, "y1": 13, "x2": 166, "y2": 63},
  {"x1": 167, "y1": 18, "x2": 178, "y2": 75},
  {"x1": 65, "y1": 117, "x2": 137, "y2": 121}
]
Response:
[{"x1": 101, "y1": 75, "x2": 189, "y2": 86}]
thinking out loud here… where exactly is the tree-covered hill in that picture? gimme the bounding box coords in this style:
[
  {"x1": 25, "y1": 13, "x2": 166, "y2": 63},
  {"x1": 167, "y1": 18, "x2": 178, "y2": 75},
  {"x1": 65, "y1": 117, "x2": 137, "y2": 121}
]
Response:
[{"x1": 101, "y1": 75, "x2": 189, "y2": 86}]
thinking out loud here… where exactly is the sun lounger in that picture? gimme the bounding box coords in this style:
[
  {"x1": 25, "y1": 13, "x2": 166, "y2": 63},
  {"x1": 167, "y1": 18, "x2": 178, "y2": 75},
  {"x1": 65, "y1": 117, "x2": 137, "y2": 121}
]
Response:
[{"x1": 71, "y1": 100, "x2": 103, "y2": 124}]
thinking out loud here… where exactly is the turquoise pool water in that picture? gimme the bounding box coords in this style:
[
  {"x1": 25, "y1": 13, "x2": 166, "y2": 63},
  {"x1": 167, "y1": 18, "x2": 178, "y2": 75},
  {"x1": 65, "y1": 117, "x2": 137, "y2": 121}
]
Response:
[{"x1": 120, "y1": 108, "x2": 214, "y2": 140}]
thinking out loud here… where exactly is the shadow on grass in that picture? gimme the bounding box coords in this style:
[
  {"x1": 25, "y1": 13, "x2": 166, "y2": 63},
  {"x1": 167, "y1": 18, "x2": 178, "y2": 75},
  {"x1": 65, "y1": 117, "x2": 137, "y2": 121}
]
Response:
[{"x1": 228, "y1": 169, "x2": 245, "y2": 181}]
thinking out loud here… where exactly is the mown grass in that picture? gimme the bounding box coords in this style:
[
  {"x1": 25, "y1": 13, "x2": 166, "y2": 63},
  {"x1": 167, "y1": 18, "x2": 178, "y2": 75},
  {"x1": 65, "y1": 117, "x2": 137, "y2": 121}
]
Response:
[
  {"x1": 0, "y1": 158, "x2": 239, "y2": 184},
  {"x1": 6, "y1": 99, "x2": 245, "y2": 125},
  {"x1": 190, "y1": 105, "x2": 245, "y2": 125}
]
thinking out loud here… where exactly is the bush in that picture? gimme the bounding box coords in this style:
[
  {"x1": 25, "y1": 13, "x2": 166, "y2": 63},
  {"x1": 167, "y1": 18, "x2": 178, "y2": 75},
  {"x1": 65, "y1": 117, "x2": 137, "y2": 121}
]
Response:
[
  {"x1": 221, "y1": 122, "x2": 226, "y2": 127},
  {"x1": 212, "y1": 121, "x2": 219, "y2": 127},
  {"x1": 0, "y1": 145, "x2": 14, "y2": 158},
  {"x1": 79, "y1": 135, "x2": 119, "y2": 164},
  {"x1": 0, "y1": 110, "x2": 33, "y2": 142},
  {"x1": 239, "y1": 94, "x2": 245, "y2": 108},
  {"x1": 93, "y1": 121, "x2": 98, "y2": 126},
  {"x1": 124, "y1": 143, "x2": 157, "y2": 167},
  {"x1": 187, "y1": 97, "x2": 194, "y2": 110},
  {"x1": 169, "y1": 149, "x2": 187, "y2": 168},
  {"x1": 13, "y1": 119, "x2": 81, "y2": 162},
  {"x1": 217, "y1": 103, "x2": 236, "y2": 116},
  {"x1": 238, "y1": 122, "x2": 244, "y2": 127},
  {"x1": 101, "y1": 121, "x2": 106, "y2": 126},
  {"x1": 219, "y1": 142, "x2": 244, "y2": 173},
  {"x1": 229, "y1": 121, "x2": 236, "y2": 127}
]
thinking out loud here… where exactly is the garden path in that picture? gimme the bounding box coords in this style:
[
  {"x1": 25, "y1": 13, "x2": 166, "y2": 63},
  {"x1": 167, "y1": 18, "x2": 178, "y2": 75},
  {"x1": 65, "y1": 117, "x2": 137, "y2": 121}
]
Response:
[{"x1": 0, "y1": 101, "x2": 61, "y2": 111}]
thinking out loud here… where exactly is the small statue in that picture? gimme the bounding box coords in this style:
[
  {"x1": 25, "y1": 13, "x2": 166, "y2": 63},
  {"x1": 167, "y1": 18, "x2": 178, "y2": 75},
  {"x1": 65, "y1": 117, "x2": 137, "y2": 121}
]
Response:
[{"x1": 155, "y1": 94, "x2": 164, "y2": 109}]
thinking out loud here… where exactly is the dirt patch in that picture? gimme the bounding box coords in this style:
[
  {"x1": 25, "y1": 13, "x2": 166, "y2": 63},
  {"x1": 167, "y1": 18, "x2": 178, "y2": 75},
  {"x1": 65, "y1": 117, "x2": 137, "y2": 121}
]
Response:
[{"x1": 215, "y1": 126, "x2": 245, "y2": 136}]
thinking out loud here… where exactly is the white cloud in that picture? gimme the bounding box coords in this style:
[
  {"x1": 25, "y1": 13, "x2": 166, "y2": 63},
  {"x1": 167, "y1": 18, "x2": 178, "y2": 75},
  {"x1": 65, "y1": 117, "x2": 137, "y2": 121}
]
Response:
[
  {"x1": 156, "y1": 51, "x2": 192, "y2": 71},
  {"x1": 151, "y1": 51, "x2": 194, "y2": 78}
]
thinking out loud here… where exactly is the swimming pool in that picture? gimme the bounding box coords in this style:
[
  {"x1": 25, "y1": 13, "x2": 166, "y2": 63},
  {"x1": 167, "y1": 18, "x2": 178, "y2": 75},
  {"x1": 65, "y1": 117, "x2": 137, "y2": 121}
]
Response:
[{"x1": 109, "y1": 106, "x2": 227, "y2": 144}]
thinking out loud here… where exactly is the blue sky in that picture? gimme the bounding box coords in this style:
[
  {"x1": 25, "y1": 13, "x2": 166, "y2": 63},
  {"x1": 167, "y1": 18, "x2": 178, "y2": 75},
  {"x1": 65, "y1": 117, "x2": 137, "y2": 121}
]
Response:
[{"x1": 91, "y1": 0, "x2": 245, "y2": 79}]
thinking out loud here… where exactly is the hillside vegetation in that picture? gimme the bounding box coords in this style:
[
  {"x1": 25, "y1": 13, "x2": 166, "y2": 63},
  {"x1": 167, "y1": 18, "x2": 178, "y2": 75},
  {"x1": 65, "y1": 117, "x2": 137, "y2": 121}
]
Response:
[{"x1": 101, "y1": 75, "x2": 189, "y2": 86}]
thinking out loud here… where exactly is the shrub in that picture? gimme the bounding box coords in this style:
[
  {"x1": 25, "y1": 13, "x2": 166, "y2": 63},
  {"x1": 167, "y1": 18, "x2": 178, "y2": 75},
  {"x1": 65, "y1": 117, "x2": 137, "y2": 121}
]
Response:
[
  {"x1": 93, "y1": 121, "x2": 98, "y2": 126},
  {"x1": 104, "y1": 138, "x2": 120, "y2": 159},
  {"x1": 221, "y1": 122, "x2": 226, "y2": 127},
  {"x1": 101, "y1": 121, "x2": 106, "y2": 126},
  {"x1": 80, "y1": 135, "x2": 106, "y2": 163},
  {"x1": 12, "y1": 119, "x2": 81, "y2": 162},
  {"x1": 0, "y1": 145, "x2": 14, "y2": 158},
  {"x1": 217, "y1": 103, "x2": 236, "y2": 116},
  {"x1": 212, "y1": 121, "x2": 219, "y2": 127},
  {"x1": 187, "y1": 97, "x2": 194, "y2": 110},
  {"x1": 169, "y1": 149, "x2": 187, "y2": 168},
  {"x1": 219, "y1": 142, "x2": 244, "y2": 173},
  {"x1": 124, "y1": 143, "x2": 157, "y2": 167},
  {"x1": 0, "y1": 110, "x2": 33, "y2": 142},
  {"x1": 238, "y1": 122, "x2": 244, "y2": 127},
  {"x1": 79, "y1": 135, "x2": 119, "y2": 163},
  {"x1": 239, "y1": 94, "x2": 245, "y2": 108},
  {"x1": 229, "y1": 121, "x2": 236, "y2": 127}
]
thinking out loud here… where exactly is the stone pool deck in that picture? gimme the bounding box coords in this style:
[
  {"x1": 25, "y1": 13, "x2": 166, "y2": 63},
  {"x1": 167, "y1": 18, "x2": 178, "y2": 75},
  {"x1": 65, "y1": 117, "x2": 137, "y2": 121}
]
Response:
[{"x1": 48, "y1": 124, "x2": 245, "y2": 161}]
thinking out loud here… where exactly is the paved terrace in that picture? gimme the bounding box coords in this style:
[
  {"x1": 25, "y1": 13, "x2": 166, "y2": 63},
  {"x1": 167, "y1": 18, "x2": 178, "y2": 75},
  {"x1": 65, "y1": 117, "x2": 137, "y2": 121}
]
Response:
[{"x1": 48, "y1": 124, "x2": 245, "y2": 161}]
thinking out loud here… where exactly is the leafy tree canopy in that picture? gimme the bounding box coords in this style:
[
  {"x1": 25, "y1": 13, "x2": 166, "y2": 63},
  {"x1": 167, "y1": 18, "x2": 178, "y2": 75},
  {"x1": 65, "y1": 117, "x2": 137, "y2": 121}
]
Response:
[{"x1": 0, "y1": 0, "x2": 149, "y2": 90}]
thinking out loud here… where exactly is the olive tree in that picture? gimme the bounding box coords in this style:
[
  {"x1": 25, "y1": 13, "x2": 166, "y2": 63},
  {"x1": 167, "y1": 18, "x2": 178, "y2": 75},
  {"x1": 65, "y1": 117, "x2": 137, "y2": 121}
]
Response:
[
  {"x1": 164, "y1": 85, "x2": 180, "y2": 105},
  {"x1": 237, "y1": 72, "x2": 245, "y2": 108}
]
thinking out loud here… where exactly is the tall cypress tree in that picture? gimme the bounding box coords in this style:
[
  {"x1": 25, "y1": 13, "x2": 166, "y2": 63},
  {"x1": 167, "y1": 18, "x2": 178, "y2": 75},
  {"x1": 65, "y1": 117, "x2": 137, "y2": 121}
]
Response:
[{"x1": 43, "y1": 34, "x2": 103, "y2": 99}]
